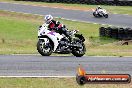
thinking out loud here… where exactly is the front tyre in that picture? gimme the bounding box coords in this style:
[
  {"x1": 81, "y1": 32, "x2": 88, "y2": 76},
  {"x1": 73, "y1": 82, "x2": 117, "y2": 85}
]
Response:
[
  {"x1": 37, "y1": 39, "x2": 53, "y2": 56},
  {"x1": 72, "y1": 43, "x2": 86, "y2": 57},
  {"x1": 93, "y1": 12, "x2": 97, "y2": 17}
]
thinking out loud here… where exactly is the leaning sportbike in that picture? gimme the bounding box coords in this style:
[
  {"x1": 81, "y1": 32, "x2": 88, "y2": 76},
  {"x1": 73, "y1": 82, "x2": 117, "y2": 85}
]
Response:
[
  {"x1": 37, "y1": 23, "x2": 86, "y2": 57},
  {"x1": 93, "y1": 9, "x2": 108, "y2": 18}
]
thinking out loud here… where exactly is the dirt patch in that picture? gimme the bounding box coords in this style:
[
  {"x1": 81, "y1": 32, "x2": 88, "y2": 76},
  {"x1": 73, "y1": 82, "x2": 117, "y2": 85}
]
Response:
[
  {"x1": 32, "y1": 4, "x2": 94, "y2": 11},
  {"x1": 1, "y1": 1, "x2": 94, "y2": 11},
  {"x1": 0, "y1": 10, "x2": 41, "y2": 19},
  {"x1": 0, "y1": 10, "x2": 43, "y2": 23}
]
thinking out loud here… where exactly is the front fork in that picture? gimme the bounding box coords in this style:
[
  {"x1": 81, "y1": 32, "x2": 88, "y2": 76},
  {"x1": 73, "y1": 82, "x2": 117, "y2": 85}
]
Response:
[{"x1": 38, "y1": 38, "x2": 49, "y2": 47}]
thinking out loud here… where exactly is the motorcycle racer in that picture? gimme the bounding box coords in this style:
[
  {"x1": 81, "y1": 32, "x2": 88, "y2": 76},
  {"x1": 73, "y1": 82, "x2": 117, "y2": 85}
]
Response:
[
  {"x1": 44, "y1": 14, "x2": 72, "y2": 41},
  {"x1": 93, "y1": 6, "x2": 108, "y2": 18},
  {"x1": 95, "y1": 6, "x2": 102, "y2": 14}
]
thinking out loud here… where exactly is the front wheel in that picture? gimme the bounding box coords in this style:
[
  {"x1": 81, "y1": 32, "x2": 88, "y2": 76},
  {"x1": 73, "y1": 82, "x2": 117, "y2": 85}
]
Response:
[
  {"x1": 37, "y1": 39, "x2": 53, "y2": 56},
  {"x1": 72, "y1": 42, "x2": 86, "y2": 57},
  {"x1": 93, "y1": 12, "x2": 97, "y2": 17}
]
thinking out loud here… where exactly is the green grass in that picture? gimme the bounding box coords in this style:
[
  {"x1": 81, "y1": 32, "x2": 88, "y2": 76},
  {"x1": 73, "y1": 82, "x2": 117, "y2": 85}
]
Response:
[
  {"x1": 0, "y1": 78, "x2": 131, "y2": 88},
  {"x1": 0, "y1": 10, "x2": 132, "y2": 56},
  {"x1": 0, "y1": 0, "x2": 132, "y2": 15},
  {"x1": 0, "y1": 11, "x2": 38, "y2": 54}
]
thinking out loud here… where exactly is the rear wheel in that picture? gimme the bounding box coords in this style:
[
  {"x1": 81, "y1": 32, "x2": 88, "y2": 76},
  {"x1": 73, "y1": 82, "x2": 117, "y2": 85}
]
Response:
[
  {"x1": 72, "y1": 42, "x2": 86, "y2": 57},
  {"x1": 104, "y1": 14, "x2": 108, "y2": 18},
  {"x1": 37, "y1": 39, "x2": 53, "y2": 56}
]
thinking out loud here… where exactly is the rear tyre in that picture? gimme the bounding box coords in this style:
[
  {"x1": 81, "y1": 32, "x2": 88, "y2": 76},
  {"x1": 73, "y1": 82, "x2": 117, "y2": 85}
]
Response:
[
  {"x1": 37, "y1": 39, "x2": 53, "y2": 56},
  {"x1": 72, "y1": 43, "x2": 86, "y2": 57},
  {"x1": 104, "y1": 14, "x2": 108, "y2": 18}
]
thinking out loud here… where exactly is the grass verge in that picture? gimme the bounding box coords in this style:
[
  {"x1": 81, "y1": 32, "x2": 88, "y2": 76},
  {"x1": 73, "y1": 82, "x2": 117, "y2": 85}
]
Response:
[
  {"x1": 0, "y1": 10, "x2": 132, "y2": 56},
  {"x1": 0, "y1": 78, "x2": 131, "y2": 88},
  {"x1": 0, "y1": 0, "x2": 132, "y2": 15}
]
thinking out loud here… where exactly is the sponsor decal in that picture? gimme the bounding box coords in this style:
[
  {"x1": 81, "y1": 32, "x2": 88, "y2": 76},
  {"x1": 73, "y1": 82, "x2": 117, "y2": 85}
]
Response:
[
  {"x1": 76, "y1": 65, "x2": 131, "y2": 85},
  {"x1": 48, "y1": 31, "x2": 55, "y2": 36}
]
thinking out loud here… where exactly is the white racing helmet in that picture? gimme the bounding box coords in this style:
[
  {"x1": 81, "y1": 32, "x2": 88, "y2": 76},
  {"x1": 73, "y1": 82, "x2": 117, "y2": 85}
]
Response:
[
  {"x1": 97, "y1": 5, "x2": 101, "y2": 9},
  {"x1": 44, "y1": 15, "x2": 53, "y2": 24}
]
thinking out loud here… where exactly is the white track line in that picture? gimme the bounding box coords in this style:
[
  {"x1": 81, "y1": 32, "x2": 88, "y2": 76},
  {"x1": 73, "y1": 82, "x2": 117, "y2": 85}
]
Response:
[
  {"x1": 1, "y1": 9, "x2": 115, "y2": 27},
  {"x1": 0, "y1": 76, "x2": 75, "y2": 78},
  {"x1": 2, "y1": 9, "x2": 130, "y2": 28},
  {"x1": 1, "y1": 9, "x2": 44, "y2": 17},
  {"x1": 1, "y1": 54, "x2": 132, "y2": 57},
  {"x1": 11, "y1": 54, "x2": 40, "y2": 55}
]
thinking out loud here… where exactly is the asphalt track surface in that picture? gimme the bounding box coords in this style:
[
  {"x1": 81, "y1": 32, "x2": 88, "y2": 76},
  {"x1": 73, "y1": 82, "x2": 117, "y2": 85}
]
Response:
[
  {"x1": 0, "y1": 55, "x2": 132, "y2": 76},
  {"x1": 0, "y1": 2, "x2": 132, "y2": 27}
]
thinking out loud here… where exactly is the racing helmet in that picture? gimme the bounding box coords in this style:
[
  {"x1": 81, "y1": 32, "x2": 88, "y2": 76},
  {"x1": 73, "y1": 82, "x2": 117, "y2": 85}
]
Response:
[
  {"x1": 97, "y1": 6, "x2": 102, "y2": 9},
  {"x1": 44, "y1": 15, "x2": 53, "y2": 24}
]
